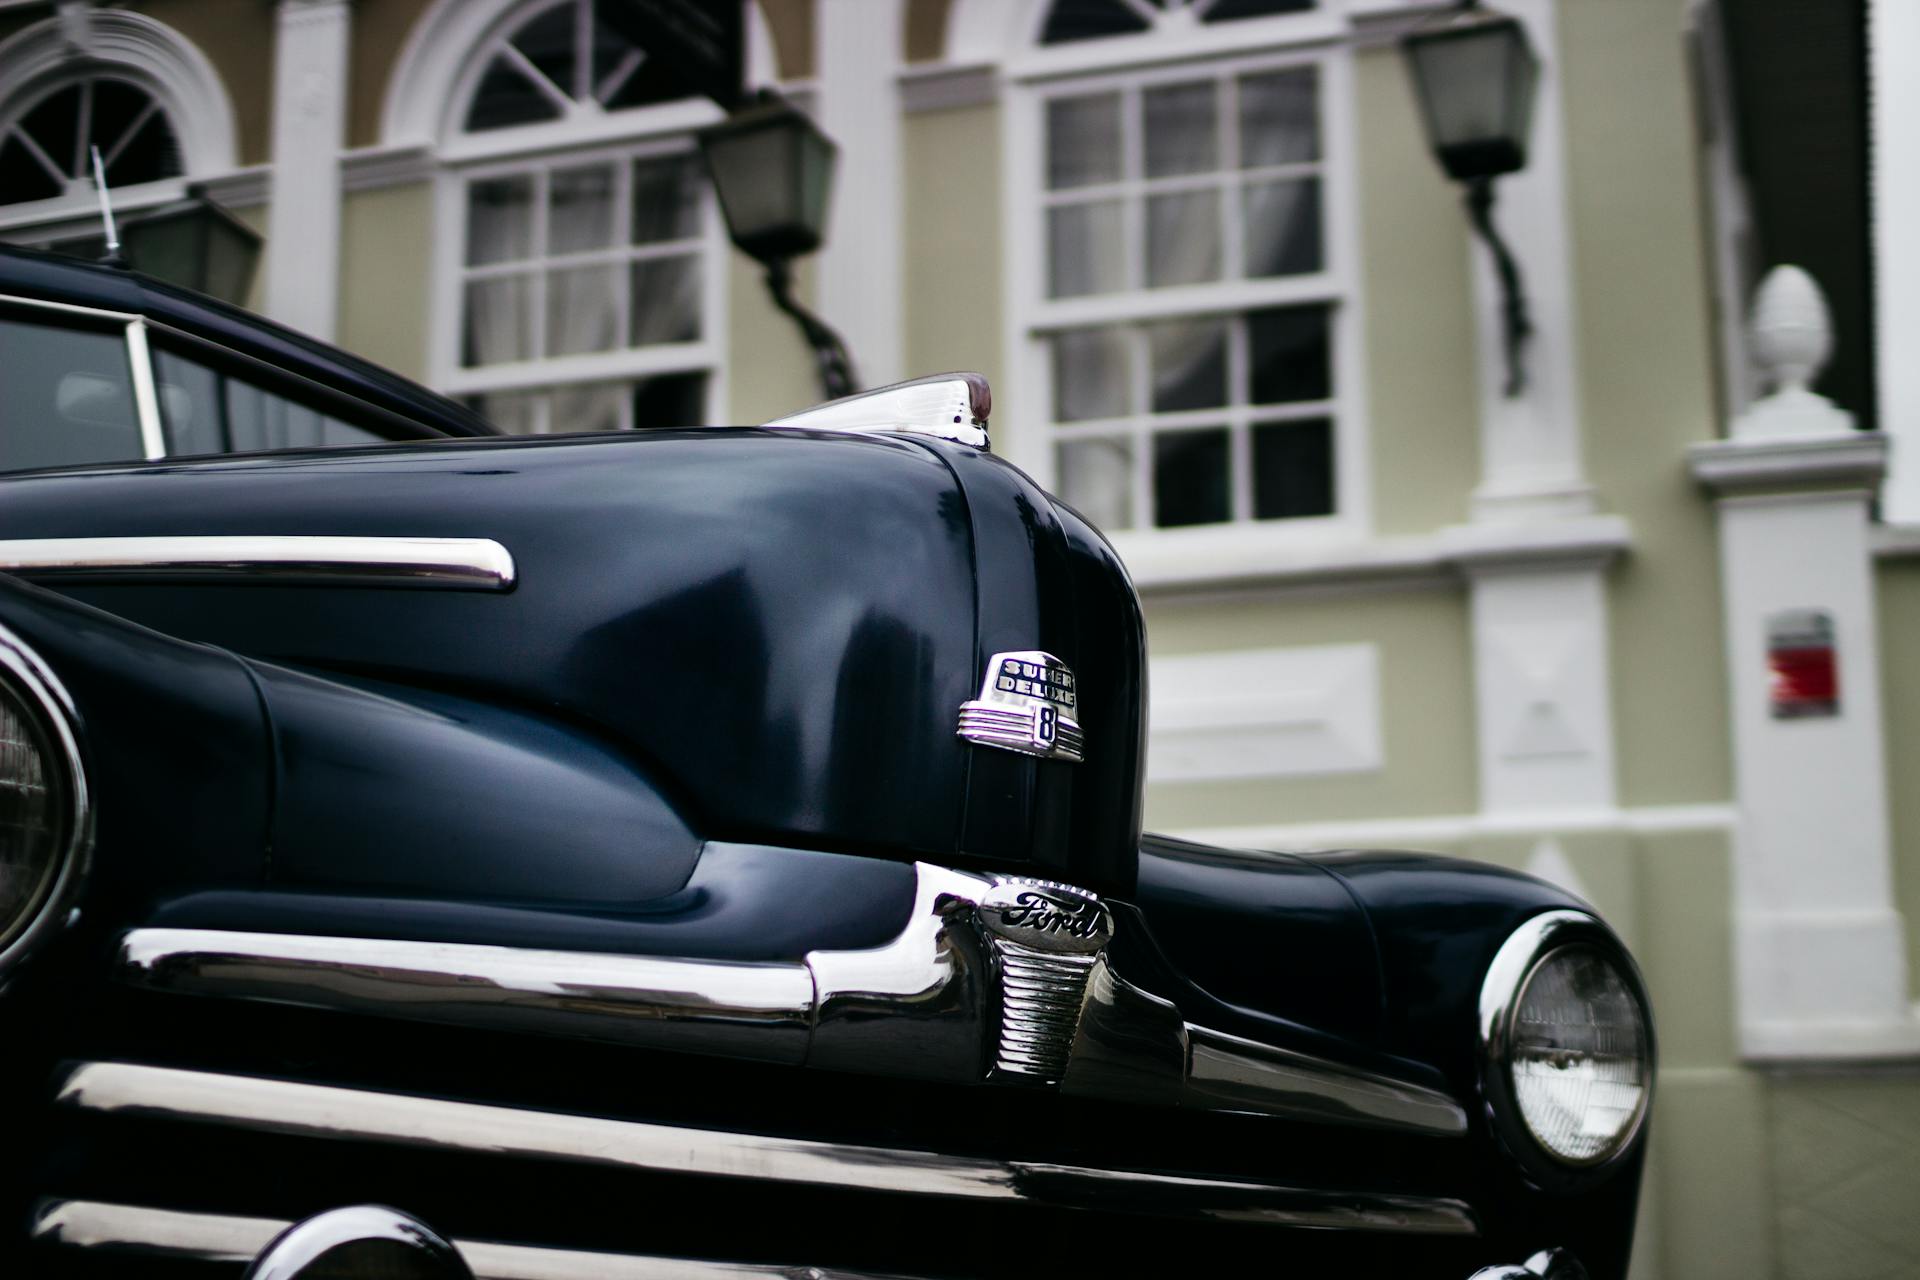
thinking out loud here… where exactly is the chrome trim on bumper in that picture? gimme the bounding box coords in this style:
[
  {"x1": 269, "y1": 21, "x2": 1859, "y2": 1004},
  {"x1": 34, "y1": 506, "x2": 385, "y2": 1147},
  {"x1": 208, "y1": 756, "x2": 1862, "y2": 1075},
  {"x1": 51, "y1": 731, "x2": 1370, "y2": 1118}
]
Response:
[
  {"x1": 51, "y1": 1063, "x2": 1481, "y2": 1236},
  {"x1": 31, "y1": 1200, "x2": 925, "y2": 1278},
  {"x1": 119, "y1": 928, "x2": 815, "y2": 1065},
  {"x1": 0, "y1": 535, "x2": 517, "y2": 589},
  {"x1": 117, "y1": 861, "x2": 1467, "y2": 1136}
]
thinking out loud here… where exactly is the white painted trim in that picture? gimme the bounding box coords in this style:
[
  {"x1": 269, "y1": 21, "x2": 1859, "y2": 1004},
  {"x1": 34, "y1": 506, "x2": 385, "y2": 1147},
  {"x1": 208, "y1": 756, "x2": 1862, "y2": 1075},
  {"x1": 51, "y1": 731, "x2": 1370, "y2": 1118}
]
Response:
[
  {"x1": 1688, "y1": 432, "x2": 1889, "y2": 494},
  {"x1": 264, "y1": 0, "x2": 350, "y2": 340},
  {"x1": 1167, "y1": 803, "x2": 1738, "y2": 853},
  {"x1": 1148, "y1": 643, "x2": 1381, "y2": 783},
  {"x1": 1119, "y1": 512, "x2": 1629, "y2": 596},
  {"x1": 816, "y1": 0, "x2": 905, "y2": 388},
  {"x1": 340, "y1": 145, "x2": 435, "y2": 193},
  {"x1": 1871, "y1": 522, "x2": 1920, "y2": 559},
  {"x1": 899, "y1": 62, "x2": 999, "y2": 114},
  {"x1": 1872, "y1": 0, "x2": 1920, "y2": 523},
  {"x1": 1465, "y1": 0, "x2": 1591, "y2": 524},
  {"x1": 383, "y1": 0, "x2": 528, "y2": 146},
  {"x1": 198, "y1": 165, "x2": 271, "y2": 209}
]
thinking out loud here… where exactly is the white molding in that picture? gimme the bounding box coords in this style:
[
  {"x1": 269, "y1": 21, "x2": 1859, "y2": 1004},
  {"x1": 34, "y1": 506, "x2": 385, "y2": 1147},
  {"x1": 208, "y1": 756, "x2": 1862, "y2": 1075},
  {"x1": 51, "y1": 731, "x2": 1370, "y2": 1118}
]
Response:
[
  {"x1": 1148, "y1": 643, "x2": 1380, "y2": 783},
  {"x1": 1168, "y1": 802, "x2": 1738, "y2": 853},
  {"x1": 264, "y1": 0, "x2": 350, "y2": 339},
  {"x1": 1688, "y1": 432, "x2": 1889, "y2": 494},
  {"x1": 816, "y1": 0, "x2": 905, "y2": 388},
  {"x1": 1118, "y1": 512, "x2": 1630, "y2": 597},
  {"x1": 0, "y1": 10, "x2": 239, "y2": 172},
  {"x1": 899, "y1": 62, "x2": 998, "y2": 114},
  {"x1": 198, "y1": 165, "x2": 270, "y2": 209},
  {"x1": 340, "y1": 144, "x2": 435, "y2": 193},
  {"x1": 1466, "y1": 0, "x2": 1590, "y2": 524},
  {"x1": 1872, "y1": 0, "x2": 1920, "y2": 522}
]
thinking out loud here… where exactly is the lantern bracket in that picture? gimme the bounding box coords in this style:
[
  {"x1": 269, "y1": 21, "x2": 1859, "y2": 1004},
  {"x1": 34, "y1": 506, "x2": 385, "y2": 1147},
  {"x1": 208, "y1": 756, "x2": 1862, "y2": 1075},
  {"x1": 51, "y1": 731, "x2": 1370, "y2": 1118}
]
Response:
[
  {"x1": 1464, "y1": 176, "x2": 1532, "y2": 398},
  {"x1": 764, "y1": 259, "x2": 859, "y2": 401}
]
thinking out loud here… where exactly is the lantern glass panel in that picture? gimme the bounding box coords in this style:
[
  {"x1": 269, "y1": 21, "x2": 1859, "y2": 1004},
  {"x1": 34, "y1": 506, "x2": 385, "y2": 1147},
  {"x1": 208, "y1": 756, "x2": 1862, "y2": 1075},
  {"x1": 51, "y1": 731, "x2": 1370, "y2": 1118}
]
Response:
[
  {"x1": 701, "y1": 106, "x2": 837, "y2": 263},
  {"x1": 1404, "y1": 16, "x2": 1538, "y2": 182}
]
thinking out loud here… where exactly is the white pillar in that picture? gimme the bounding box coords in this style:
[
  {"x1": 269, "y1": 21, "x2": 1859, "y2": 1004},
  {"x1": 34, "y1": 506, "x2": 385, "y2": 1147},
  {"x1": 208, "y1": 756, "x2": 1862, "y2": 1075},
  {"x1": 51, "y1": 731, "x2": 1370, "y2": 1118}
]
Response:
[
  {"x1": 1872, "y1": 0, "x2": 1920, "y2": 522},
  {"x1": 1690, "y1": 265, "x2": 1919, "y2": 1059},
  {"x1": 1466, "y1": 0, "x2": 1590, "y2": 523},
  {"x1": 265, "y1": 0, "x2": 350, "y2": 339},
  {"x1": 815, "y1": 0, "x2": 905, "y2": 389}
]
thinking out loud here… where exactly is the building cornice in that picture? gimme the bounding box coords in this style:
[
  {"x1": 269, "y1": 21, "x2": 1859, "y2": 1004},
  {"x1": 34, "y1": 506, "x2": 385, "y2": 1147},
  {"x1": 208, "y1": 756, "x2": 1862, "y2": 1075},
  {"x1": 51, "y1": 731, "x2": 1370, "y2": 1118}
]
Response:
[
  {"x1": 1687, "y1": 432, "x2": 1889, "y2": 494},
  {"x1": 1123, "y1": 514, "x2": 1632, "y2": 600}
]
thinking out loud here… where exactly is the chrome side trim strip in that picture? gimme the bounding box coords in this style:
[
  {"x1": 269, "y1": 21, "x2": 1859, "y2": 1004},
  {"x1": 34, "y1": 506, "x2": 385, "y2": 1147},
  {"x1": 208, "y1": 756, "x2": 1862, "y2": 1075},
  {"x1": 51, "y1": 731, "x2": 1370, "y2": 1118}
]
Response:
[
  {"x1": 1061, "y1": 961, "x2": 1470, "y2": 1137},
  {"x1": 52, "y1": 1064, "x2": 1481, "y2": 1236},
  {"x1": 119, "y1": 928, "x2": 814, "y2": 1065},
  {"x1": 0, "y1": 535, "x2": 517, "y2": 589},
  {"x1": 31, "y1": 1200, "x2": 925, "y2": 1278}
]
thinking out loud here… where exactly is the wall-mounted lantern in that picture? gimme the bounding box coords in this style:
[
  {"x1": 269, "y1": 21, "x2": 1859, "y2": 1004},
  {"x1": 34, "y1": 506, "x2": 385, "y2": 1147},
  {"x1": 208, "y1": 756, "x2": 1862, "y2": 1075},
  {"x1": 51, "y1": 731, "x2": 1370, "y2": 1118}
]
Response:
[
  {"x1": 698, "y1": 92, "x2": 859, "y2": 399},
  {"x1": 1401, "y1": 4, "x2": 1541, "y2": 396},
  {"x1": 119, "y1": 193, "x2": 263, "y2": 307}
]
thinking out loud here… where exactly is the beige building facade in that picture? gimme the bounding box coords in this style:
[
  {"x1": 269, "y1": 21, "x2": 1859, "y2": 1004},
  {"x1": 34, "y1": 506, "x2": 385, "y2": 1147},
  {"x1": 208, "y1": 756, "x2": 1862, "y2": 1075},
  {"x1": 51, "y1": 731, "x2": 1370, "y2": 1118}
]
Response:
[{"x1": 1, "y1": 0, "x2": 1916, "y2": 1275}]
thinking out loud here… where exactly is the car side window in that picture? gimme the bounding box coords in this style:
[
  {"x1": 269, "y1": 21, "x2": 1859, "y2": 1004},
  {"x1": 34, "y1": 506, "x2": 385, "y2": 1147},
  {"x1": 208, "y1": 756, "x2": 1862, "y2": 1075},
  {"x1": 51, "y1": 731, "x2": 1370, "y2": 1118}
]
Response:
[
  {"x1": 153, "y1": 347, "x2": 387, "y2": 457},
  {"x1": 0, "y1": 313, "x2": 146, "y2": 471}
]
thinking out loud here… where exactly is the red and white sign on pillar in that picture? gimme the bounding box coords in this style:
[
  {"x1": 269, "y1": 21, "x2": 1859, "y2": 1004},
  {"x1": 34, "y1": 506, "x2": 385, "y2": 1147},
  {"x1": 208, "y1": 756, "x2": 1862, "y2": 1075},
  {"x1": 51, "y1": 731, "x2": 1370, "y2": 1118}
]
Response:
[{"x1": 1767, "y1": 608, "x2": 1839, "y2": 719}]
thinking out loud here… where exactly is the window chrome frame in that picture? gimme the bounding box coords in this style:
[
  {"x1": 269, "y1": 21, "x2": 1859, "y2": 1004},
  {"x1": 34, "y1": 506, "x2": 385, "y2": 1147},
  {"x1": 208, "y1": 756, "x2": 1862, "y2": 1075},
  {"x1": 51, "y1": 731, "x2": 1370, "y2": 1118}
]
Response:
[
  {"x1": 0, "y1": 617, "x2": 92, "y2": 985},
  {"x1": 0, "y1": 291, "x2": 448, "y2": 467},
  {"x1": 1476, "y1": 909, "x2": 1656, "y2": 1190}
]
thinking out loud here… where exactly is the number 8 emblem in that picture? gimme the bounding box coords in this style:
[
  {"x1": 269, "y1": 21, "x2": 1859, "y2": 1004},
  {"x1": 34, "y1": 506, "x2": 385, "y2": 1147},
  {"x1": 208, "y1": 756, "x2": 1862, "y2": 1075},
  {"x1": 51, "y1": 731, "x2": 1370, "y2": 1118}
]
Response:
[{"x1": 1033, "y1": 703, "x2": 1058, "y2": 749}]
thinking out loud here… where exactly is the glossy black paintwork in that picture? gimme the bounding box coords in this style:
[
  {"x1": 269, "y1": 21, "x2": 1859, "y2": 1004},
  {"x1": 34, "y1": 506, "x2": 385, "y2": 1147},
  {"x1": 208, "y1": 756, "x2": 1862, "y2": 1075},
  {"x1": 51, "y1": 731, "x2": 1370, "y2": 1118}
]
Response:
[
  {"x1": 0, "y1": 245, "x2": 493, "y2": 440},
  {"x1": 0, "y1": 429, "x2": 1144, "y2": 891}
]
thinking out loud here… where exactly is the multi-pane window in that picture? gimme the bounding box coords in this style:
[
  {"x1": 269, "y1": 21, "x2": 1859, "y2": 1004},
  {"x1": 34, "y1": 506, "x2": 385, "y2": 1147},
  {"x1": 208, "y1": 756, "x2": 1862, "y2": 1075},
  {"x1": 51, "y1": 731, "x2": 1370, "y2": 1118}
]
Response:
[
  {"x1": 443, "y1": 0, "x2": 719, "y2": 436},
  {"x1": 0, "y1": 77, "x2": 182, "y2": 207},
  {"x1": 1028, "y1": 4, "x2": 1346, "y2": 535},
  {"x1": 1052, "y1": 304, "x2": 1333, "y2": 529}
]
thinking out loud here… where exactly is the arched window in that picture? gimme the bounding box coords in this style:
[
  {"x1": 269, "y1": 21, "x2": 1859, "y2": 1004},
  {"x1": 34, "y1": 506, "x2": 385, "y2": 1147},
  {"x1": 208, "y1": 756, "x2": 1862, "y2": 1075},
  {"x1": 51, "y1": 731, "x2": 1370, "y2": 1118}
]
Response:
[
  {"x1": 433, "y1": 0, "x2": 726, "y2": 435},
  {"x1": 0, "y1": 12, "x2": 236, "y2": 239},
  {"x1": 1008, "y1": 0, "x2": 1361, "y2": 537},
  {"x1": 0, "y1": 76, "x2": 183, "y2": 206}
]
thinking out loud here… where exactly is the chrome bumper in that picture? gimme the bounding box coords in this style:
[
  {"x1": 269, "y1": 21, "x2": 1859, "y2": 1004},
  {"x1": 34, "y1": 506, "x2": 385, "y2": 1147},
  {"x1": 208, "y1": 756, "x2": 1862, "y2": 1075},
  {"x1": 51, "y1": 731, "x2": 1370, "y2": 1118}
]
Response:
[{"x1": 117, "y1": 861, "x2": 1465, "y2": 1137}]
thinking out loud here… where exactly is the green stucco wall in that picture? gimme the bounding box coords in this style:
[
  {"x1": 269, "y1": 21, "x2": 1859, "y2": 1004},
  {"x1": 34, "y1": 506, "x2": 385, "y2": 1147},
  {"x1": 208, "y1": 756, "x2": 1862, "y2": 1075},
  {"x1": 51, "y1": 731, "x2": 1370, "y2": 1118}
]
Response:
[
  {"x1": 1561, "y1": 0, "x2": 1732, "y2": 811},
  {"x1": 727, "y1": 251, "x2": 821, "y2": 424},
  {"x1": 338, "y1": 183, "x2": 435, "y2": 383},
  {"x1": 1353, "y1": 47, "x2": 1479, "y2": 538},
  {"x1": 1877, "y1": 559, "x2": 1920, "y2": 991},
  {"x1": 1142, "y1": 587, "x2": 1476, "y2": 830},
  {"x1": 903, "y1": 102, "x2": 1004, "y2": 395}
]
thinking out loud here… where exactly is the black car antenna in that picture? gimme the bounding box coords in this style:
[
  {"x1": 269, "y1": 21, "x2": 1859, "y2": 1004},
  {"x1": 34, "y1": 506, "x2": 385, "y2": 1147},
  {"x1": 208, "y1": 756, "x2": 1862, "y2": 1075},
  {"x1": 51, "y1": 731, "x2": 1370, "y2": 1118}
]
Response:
[{"x1": 90, "y1": 145, "x2": 128, "y2": 268}]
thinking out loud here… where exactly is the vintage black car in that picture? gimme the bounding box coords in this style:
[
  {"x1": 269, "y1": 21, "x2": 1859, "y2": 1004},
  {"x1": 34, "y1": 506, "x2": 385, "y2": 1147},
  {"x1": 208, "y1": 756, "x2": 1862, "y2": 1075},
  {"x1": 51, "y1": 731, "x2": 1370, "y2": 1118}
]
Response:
[{"x1": 0, "y1": 244, "x2": 1652, "y2": 1279}]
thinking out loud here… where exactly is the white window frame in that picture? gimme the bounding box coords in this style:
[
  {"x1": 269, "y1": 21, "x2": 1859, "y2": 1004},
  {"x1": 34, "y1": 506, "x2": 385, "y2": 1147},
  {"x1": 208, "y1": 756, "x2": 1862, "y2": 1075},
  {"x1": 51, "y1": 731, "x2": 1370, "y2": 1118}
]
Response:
[
  {"x1": 428, "y1": 0, "x2": 729, "y2": 428},
  {"x1": 1001, "y1": 3, "x2": 1370, "y2": 564}
]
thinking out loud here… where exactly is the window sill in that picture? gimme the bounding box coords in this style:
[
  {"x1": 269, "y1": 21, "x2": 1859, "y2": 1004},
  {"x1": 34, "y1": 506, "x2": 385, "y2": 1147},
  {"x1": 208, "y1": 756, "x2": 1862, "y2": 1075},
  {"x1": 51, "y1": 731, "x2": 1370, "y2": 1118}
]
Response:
[{"x1": 1112, "y1": 514, "x2": 1633, "y2": 598}]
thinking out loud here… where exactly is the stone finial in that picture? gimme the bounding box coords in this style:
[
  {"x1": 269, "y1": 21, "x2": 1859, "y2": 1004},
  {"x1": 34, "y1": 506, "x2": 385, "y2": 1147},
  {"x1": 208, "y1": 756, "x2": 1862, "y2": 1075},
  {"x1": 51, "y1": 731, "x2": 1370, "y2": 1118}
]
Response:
[{"x1": 1735, "y1": 265, "x2": 1853, "y2": 440}]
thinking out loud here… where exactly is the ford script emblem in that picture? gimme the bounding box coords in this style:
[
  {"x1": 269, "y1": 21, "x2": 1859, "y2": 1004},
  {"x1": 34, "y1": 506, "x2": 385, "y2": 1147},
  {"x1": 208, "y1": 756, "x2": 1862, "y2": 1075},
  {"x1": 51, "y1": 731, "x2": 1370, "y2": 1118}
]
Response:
[{"x1": 977, "y1": 880, "x2": 1112, "y2": 955}]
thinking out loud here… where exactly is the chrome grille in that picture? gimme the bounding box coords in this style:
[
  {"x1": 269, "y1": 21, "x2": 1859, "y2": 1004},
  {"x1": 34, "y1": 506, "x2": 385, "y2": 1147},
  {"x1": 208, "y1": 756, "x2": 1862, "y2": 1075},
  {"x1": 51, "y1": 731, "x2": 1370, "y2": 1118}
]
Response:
[{"x1": 991, "y1": 941, "x2": 1098, "y2": 1082}]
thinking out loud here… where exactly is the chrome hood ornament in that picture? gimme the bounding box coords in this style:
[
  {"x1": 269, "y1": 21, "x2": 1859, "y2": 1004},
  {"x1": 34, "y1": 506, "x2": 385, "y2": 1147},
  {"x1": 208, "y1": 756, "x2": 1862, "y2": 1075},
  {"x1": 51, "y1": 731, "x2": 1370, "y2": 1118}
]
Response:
[
  {"x1": 957, "y1": 650, "x2": 1084, "y2": 763},
  {"x1": 764, "y1": 372, "x2": 991, "y2": 450}
]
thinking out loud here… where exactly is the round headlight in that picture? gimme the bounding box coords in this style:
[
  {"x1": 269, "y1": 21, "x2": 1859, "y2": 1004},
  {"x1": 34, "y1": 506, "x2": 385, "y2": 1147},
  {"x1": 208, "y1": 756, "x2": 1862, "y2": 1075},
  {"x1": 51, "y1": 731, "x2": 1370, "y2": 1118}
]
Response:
[
  {"x1": 0, "y1": 622, "x2": 88, "y2": 981},
  {"x1": 1479, "y1": 911, "x2": 1654, "y2": 1185}
]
